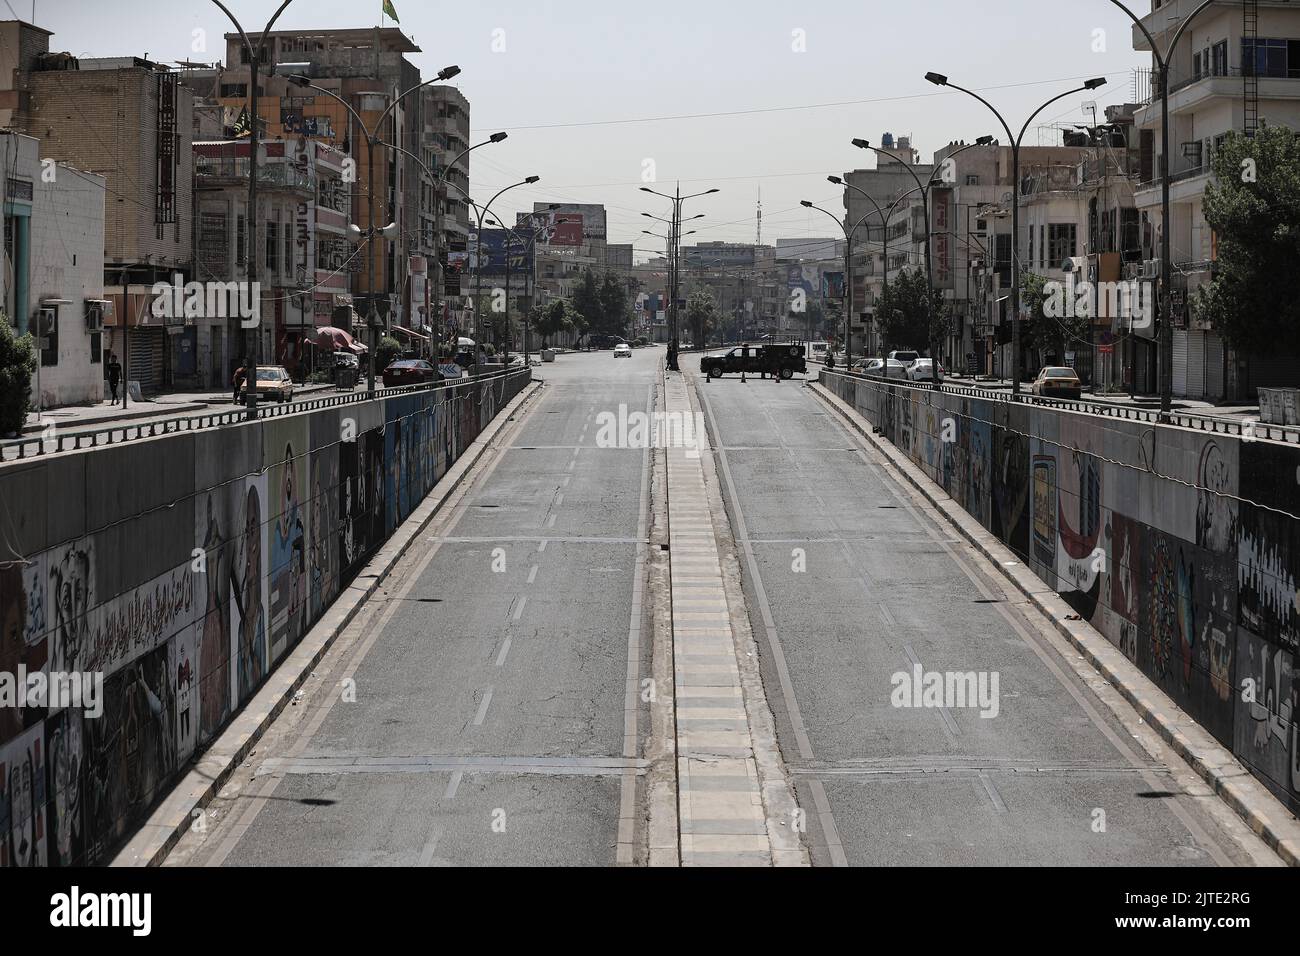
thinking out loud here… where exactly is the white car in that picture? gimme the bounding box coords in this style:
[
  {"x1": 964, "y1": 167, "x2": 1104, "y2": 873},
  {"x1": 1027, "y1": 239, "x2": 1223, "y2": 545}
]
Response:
[
  {"x1": 613, "y1": 343, "x2": 632, "y2": 358},
  {"x1": 906, "y1": 358, "x2": 945, "y2": 382},
  {"x1": 858, "y1": 357, "x2": 907, "y2": 378}
]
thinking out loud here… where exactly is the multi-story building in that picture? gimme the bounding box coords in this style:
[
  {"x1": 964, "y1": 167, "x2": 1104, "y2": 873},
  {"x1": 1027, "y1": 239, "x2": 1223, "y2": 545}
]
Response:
[
  {"x1": 214, "y1": 27, "x2": 424, "y2": 345},
  {"x1": 2, "y1": 23, "x2": 195, "y2": 394},
  {"x1": 421, "y1": 84, "x2": 471, "y2": 338},
  {"x1": 1, "y1": 131, "x2": 108, "y2": 409},
  {"x1": 1130, "y1": 0, "x2": 1300, "y2": 399},
  {"x1": 191, "y1": 138, "x2": 349, "y2": 387}
]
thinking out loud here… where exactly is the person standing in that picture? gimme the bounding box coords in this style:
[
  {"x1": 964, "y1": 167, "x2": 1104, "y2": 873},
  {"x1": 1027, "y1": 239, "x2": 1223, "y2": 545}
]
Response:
[
  {"x1": 667, "y1": 337, "x2": 679, "y2": 372},
  {"x1": 106, "y1": 354, "x2": 122, "y2": 405},
  {"x1": 232, "y1": 360, "x2": 247, "y2": 403}
]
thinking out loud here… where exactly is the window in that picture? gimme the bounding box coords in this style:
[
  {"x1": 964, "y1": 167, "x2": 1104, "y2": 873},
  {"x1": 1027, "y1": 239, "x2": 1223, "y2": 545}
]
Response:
[
  {"x1": 965, "y1": 174, "x2": 979, "y2": 186},
  {"x1": 236, "y1": 214, "x2": 246, "y2": 272},
  {"x1": 38, "y1": 307, "x2": 57, "y2": 367},
  {"x1": 1028, "y1": 224, "x2": 1035, "y2": 267},
  {"x1": 266, "y1": 219, "x2": 279, "y2": 275},
  {"x1": 220, "y1": 83, "x2": 247, "y2": 98},
  {"x1": 1193, "y1": 51, "x2": 1202, "y2": 79},
  {"x1": 1039, "y1": 225, "x2": 1046, "y2": 268},
  {"x1": 1048, "y1": 223, "x2": 1077, "y2": 264},
  {"x1": 90, "y1": 332, "x2": 101, "y2": 364},
  {"x1": 1242, "y1": 38, "x2": 1297, "y2": 78},
  {"x1": 1212, "y1": 40, "x2": 1227, "y2": 76}
]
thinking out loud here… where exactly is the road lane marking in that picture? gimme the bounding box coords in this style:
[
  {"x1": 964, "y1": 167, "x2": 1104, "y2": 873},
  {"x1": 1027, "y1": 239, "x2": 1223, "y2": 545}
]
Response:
[
  {"x1": 474, "y1": 687, "x2": 493, "y2": 726},
  {"x1": 512, "y1": 595, "x2": 527, "y2": 621},
  {"x1": 495, "y1": 637, "x2": 511, "y2": 667},
  {"x1": 527, "y1": 564, "x2": 538, "y2": 584},
  {"x1": 444, "y1": 770, "x2": 463, "y2": 799}
]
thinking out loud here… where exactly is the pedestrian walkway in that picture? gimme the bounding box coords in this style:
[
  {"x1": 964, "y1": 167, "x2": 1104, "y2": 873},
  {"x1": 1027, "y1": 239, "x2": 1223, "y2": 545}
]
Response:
[
  {"x1": 20, "y1": 382, "x2": 341, "y2": 434},
  {"x1": 663, "y1": 373, "x2": 777, "y2": 866}
]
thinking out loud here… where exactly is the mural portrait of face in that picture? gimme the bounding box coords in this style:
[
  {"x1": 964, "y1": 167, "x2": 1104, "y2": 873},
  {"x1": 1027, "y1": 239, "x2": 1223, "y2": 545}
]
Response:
[{"x1": 51, "y1": 546, "x2": 92, "y2": 673}]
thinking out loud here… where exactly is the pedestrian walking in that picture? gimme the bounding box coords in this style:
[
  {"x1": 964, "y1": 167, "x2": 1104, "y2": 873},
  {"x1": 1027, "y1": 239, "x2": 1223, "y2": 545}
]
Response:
[
  {"x1": 106, "y1": 354, "x2": 122, "y2": 405},
  {"x1": 232, "y1": 361, "x2": 247, "y2": 403}
]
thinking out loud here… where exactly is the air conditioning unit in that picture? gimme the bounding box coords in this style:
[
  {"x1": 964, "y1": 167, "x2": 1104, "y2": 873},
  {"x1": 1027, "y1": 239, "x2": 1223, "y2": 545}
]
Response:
[
  {"x1": 1140, "y1": 258, "x2": 1161, "y2": 279},
  {"x1": 85, "y1": 300, "x2": 105, "y2": 331}
]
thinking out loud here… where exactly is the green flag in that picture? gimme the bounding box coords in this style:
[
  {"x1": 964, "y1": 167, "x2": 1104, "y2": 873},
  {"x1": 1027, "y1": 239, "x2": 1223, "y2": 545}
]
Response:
[{"x1": 382, "y1": 0, "x2": 399, "y2": 22}]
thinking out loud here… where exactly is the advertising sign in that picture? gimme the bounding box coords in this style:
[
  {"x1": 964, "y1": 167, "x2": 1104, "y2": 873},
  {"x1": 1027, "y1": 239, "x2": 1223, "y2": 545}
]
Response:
[{"x1": 521, "y1": 211, "x2": 584, "y2": 247}]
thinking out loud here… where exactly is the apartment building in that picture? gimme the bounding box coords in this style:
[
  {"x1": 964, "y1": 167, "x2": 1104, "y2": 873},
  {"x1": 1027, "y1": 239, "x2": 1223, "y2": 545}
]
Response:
[
  {"x1": 1, "y1": 131, "x2": 108, "y2": 409},
  {"x1": 191, "y1": 138, "x2": 349, "y2": 387},
  {"x1": 1131, "y1": 0, "x2": 1300, "y2": 399}
]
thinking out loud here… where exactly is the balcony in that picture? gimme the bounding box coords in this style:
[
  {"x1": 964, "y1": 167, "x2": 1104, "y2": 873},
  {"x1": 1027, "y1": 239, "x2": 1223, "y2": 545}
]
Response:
[{"x1": 195, "y1": 156, "x2": 315, "y2": 193}]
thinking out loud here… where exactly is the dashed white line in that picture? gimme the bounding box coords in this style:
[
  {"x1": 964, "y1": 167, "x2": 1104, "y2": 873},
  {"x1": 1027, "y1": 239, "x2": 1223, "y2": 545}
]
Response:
[
  {"x1": 495, "y1": 637, "x2": 512, "y2": 667},
  {"x1": 473, "y1": 688, "x2": 493, "y2": 726},
  {"x1": 527, "y1": 564, "x2": 539, "y2": 584},
  {"x1": 513, "y1": 595, "x2": 528, "y2": 621}
]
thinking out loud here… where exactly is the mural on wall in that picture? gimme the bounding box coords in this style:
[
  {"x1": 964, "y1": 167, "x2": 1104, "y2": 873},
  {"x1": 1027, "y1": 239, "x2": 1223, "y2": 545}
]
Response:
[
  {"x1": 1, "y1": 723, "x2": 47, "y2": 866},
  {"x1": 266, "y1": 421, "x2": 310, "y2": 664},
  {"x1": 821, "y1": 370, "x2": 1300, "y2": 812},
  {"x1": 0, "y1": 370, "x2": 531, "y2": 865},
  {"x1": 231, "y1": 476, "x2": 269, "y2": 704}
]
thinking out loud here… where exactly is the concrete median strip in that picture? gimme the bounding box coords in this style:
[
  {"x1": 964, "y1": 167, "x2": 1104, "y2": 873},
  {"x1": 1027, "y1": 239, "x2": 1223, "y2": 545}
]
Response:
[
  {"x1": 664, "y1": 372, "x2": 808, "y2": 867},
  {"x1": 110, "y1": 378, "x2": 545, "y2": 867},
  {"x1": 807, "y1": 380, "x2": 1300, "y2": 867}
]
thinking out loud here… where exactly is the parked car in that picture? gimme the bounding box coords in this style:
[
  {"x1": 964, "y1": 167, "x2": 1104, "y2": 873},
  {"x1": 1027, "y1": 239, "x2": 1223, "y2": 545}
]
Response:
[
  {"x1": 906, "y1": 358, "x2": 945, "y2": 382},
  {"x1": 1031, "y1": 366, "x2": 1083, "y2": 399},
  {"x1": 700, "y1": 343, "x2": 806, "y2": 379},
  {"x1": 382, "y1": 358, "x2": 437, "y2": 387},
  {"x1": 856, "y1": 357, "x2": 907, "y2": 378},
  {"x1": 888, "y1": 349, "x2": 920, "y2": 365},
  {"x1": 613, "y1": 343, "x2": 632, "y2": 358},
  {"x1": 239, "y1": 365, "x2": 294, "y2": 402}
]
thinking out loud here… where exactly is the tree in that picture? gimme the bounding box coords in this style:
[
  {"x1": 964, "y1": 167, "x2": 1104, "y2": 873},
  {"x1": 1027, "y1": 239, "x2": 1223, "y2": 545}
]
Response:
[
  {"x1": 0, "y1": 316, "x2": 35, "y2": 435},
  {"x1": 686, "y1": 289, "x2": 717, "y2": 346},
  {"x1": 876, "y1": 268, "x2": 946, "y2": 354},
  {"x1": 376, "y1": 335, "x2": 402, "y2": 372},
  {"x1": 1195, "y1": 125, "x2": 1300, "y2": 354},
  {"x1": 597, "y1": 271, "x2": 630, "y2": 337},
  {"x1": 534, "y1": 299, "x2": 577, "y2": 346},
  {"x1": 1022, "y1": 270, "x2": 1090, "y2": 365},
  {"x1": 571, "y1": 269, "x2": 603, "y2": 342}
]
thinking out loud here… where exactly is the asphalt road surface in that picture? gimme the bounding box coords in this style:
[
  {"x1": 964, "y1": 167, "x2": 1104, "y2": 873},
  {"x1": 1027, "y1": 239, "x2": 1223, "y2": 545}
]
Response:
[
  {"x1": 167, "y1": 347, "x2": 660, "y2": 866},
  {"x1": 691, "y1": 366, "x2": 1278, "y2": 867}
]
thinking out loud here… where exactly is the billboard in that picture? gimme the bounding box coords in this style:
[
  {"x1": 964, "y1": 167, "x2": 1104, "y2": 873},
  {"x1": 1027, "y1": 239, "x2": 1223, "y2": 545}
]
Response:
[
  {"x1": 533, "y1": 202, "x2": 605, "y2": 240},
  {"x1": 520, "y1": 211, "x2": 583, "y2": 247},
  {"x1": 469, "y1": 229, "x2": 535, "y2": 272},
  {"x1": 822, "y1": 272, "x2": 845, "y2": 299}
]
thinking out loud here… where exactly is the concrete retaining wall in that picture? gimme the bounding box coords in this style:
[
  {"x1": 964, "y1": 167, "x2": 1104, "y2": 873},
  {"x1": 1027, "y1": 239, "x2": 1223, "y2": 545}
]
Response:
[
  {"x1": 0, "y1": 371, "x2": 529, "y2": 865},
  {"x1": 820, "y1": 369, "x2": 1300, "y2": 816}
]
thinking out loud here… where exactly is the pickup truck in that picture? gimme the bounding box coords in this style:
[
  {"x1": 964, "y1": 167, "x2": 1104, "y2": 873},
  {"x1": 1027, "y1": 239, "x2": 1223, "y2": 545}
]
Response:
[{"x1": 700, "y1": 343, "x2": 806, "y2": 380}]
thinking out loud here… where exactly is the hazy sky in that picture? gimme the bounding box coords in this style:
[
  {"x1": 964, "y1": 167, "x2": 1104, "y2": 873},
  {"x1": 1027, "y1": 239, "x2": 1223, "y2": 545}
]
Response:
[{"x1": 35, "y1": 1, "x2": 1150, "y2": 257}]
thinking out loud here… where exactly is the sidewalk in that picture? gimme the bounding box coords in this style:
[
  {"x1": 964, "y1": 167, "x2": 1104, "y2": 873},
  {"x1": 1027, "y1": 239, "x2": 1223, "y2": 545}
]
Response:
[
  {"x1": 20, "y1": 382, "x2": 341, "y2": 434},
  {"x1": 944, "y1": 373, "x2": 1261, "y2": 419}
]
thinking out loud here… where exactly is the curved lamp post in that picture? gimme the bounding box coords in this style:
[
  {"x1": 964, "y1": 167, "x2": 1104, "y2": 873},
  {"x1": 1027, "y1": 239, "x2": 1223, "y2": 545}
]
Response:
[
  {"x1": 1107, "y1": 0, "x2": 1218, "y2": 415},
  {"x1": 487, "y1": 207, "x2": 562, "y2": 363},
  {"x1": 919, "y1": 73, "x2": 1105, "y2": 394},
  {"x1": 800, "y1": 199, "x2": 883, "y2": 370},
  {"x1": 288, "y1": 64, "x2": 461, "y2": 395},
  {"x1": 472, "y1": 176, "x2": 540, "y2": 355},
  {"x1": 211, "y1": 0, "x2": 294, "y2": 418}
]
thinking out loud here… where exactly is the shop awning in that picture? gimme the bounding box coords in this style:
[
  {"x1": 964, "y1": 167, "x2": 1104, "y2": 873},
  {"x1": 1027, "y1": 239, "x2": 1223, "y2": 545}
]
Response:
[{"x1": 390, "y1": 326, "x2": 429, "y2": 342}]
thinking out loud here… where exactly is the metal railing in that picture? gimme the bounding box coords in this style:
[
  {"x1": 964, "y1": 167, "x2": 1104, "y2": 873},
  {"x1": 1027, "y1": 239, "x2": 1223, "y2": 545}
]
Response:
[
  {"x1": 822, "y1": 367, "x2": 1300, "y2": 445},
  {"x1": 1, "y1": 367, "x2": 532, "y2": 465}
]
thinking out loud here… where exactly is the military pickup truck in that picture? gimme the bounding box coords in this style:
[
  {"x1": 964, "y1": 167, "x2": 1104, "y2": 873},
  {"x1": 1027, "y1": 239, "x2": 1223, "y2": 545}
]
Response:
[{"x1": 700, "y1": 343, "x2": 806, "y2": 380}]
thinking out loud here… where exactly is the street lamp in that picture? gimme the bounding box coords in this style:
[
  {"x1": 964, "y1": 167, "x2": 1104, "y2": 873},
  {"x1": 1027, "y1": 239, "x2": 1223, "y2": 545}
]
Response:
[
  {"x1": 472, "y1": 176, "x2": 540, "y2": 357},
  {"x1": 641, "y1": 185, "x2": 718, "y2": 366},
  {"x1": 487, "y1": 206, "x2": 562, "y2": 364},
  {"x1": 287, "y1": 63, "x2": 461, "y2": 395},
  {"x1": 211, "y1": 0, "x2": 295, "y2": 419},
  {"x1": 801, "y1": 199, "x2": 881, "y2": 371},
  {"x1": 429, "y1": 132, "x2": 507, "y2": 369},
  {"x1": 1107, "y1": 0, "x2": 1217, "y2": 417},
  {"x1": 921, "y1": 71, "x2": 1105, "y2": 394}
]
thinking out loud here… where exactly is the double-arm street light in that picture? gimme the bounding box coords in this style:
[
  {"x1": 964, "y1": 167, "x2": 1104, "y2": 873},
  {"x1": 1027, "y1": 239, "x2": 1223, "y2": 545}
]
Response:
[
  {"x1": 288, "y1": 64, "x2": 462, "y2": 395},
  {"x1": 641, "y1": 185, "x2": 718, "y2": 358},
  {"x1": 921, "y1": 72, "x2": 1106, "y2": 395},
  {"x1": 211, "y1": 0, "x2": 294, "y2": 419},
  {"x1": 1107, "y1": 0, "x2": 1217, "y2": 417},
  {"x1": 849, "y1": 136, "x2": 993, "y2": 382},
  {"x1": 471, "y1": 176, "x2": 541, "y2": 356}
]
